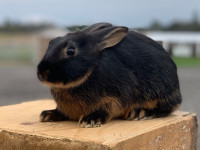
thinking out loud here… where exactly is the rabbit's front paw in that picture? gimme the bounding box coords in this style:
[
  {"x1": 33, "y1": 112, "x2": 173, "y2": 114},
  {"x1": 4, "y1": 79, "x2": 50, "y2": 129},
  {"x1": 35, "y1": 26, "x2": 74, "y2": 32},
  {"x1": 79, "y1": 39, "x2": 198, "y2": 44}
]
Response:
[
  {"x1": 40, "y1": 109, "x2": 67, "y2": 122},
  {"x1": 79, "y1": 109, "x2": 109, "y2": 128},
  {"x1": 78, "y1": 115, "x2": 103, "y2": 128},
  {"x1": 78, "y1": 108, "x2": 109, "y2": 128}
]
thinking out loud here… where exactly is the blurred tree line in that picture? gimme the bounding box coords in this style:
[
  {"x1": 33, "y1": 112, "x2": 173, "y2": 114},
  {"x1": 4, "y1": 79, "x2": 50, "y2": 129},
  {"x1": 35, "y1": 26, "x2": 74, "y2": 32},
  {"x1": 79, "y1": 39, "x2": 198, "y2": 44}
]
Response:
[
  {"x1": 0, "y1": 12, "x2": 200, "y2": 32},
  {"x1": 149, "y1": 12, "x2": 200, "y2": 31},
  {"x1": 0, "y1": 20, "x2": 88, "y2": 33},
  {"x1": 0, "y1": 19, "x2": 54, "y2": 33},
  {"x1": 67, "y1": 25, "x2": 88, "y2": 32}
]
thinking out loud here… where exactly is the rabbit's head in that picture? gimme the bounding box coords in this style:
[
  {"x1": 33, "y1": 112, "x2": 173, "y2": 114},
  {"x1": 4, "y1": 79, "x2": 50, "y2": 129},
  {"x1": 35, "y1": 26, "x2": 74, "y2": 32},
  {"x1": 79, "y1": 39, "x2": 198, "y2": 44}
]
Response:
[{"x1": 37, "y1": 23, "x2": 128, "y2": 88}]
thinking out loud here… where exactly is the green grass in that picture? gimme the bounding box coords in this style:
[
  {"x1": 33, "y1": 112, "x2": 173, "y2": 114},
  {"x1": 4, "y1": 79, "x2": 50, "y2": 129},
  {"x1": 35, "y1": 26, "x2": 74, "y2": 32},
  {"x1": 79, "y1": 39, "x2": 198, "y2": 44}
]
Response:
[
  {"x1": 0, "y1": 45, "x2": 33, "y2": 62},
  {"x1": 172, "y1": 57, "x2": 200, "y2": 67}
]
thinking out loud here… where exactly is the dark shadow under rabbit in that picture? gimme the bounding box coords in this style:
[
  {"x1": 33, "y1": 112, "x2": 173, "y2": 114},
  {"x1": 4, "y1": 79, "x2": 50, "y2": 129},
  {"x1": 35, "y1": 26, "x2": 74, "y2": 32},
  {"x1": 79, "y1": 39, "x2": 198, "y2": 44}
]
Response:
[{"x1": 37, "y1": 23, "x2": 182, "y2": 128}]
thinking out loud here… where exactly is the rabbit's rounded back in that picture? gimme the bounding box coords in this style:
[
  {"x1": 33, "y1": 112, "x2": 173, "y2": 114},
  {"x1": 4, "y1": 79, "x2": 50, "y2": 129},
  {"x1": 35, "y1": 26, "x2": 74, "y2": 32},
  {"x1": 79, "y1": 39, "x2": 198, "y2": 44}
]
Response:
[{"x1": 97, "y1": 31, "x2": 181, "y2": 116}]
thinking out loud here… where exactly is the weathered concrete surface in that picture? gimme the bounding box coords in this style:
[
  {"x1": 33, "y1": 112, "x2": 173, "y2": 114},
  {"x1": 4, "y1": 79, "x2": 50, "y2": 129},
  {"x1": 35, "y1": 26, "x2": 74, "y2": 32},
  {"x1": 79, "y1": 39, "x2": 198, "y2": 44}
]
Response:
[{"x1": 0, "y1": 100, "x2": 197, "y2": 150}]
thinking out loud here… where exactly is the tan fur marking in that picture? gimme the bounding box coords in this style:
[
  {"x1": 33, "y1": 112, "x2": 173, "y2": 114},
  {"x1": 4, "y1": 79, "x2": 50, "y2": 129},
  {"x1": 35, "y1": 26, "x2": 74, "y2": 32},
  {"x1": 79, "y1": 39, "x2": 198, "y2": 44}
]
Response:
[
  {"x1": 40, "y1": 111, "x2": 54, "y2": 122},
  {"x1": 99, "y1": 97, "x2": 123, "y2": 120},
  {"x1": 90, "y1": 120, "x2": 95, "y2": 127},
  {"x1": 123, "y1": 105, "x2": 134, "y2": 120},
  {"x1": 78, "y1": 97, "x2": 122, "y2": 127},
  {"x1": 52, "y1": 89, "x2": 124, "y2": 122},
  {"x1": 128, "y1": 110, "x2": 136, "y2": 120},
  {"x1": 79, "y1": 121, "x2": 87, "y2": 128},
  {"x1": 42, "y1": 69, "x2": 92, "y2": 89},
  {"x1": 138, "y1": 109, "x2": 145, "y2": 119},
  {"x1": 78, "y1": 115, "x2": 84, "y2": 125},
  {"x1": 143, "y1": 100, "x2": 158, "y2": 109},
  {"x1": 95, "y1": 119, "x2": 102, "y2": 127},
  {"x1": 52, "y1": 89, "x2": 90, "y2": 121},
  {"x1": 124, "y1": 110, "x2": 130, "y2": 119},
  {"x1": 130, "y1": 111, "x2": 135, "y2": 119},
  {"x1": 61, "y1": 46, "x2": 79, "y2": 59}
]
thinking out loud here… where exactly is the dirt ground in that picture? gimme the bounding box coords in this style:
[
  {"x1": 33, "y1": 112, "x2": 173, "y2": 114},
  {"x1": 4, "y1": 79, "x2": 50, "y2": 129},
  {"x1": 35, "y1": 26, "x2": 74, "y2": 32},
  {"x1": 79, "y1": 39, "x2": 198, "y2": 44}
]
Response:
[{"x1": 0, "y1": 65, "x2": 199, "y2": 146}]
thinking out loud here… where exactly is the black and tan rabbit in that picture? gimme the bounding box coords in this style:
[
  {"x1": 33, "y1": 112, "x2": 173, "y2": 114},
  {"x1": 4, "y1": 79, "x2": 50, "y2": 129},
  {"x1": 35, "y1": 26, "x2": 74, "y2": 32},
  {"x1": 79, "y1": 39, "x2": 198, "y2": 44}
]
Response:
[{"x1": 37, "y1": 23, "x2": 182, "y2": 128}]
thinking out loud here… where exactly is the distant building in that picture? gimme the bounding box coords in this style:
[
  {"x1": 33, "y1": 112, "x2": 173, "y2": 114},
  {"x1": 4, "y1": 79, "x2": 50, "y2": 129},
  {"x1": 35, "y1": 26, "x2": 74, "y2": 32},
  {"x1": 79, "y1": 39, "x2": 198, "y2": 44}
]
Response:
[
  {"x1": 38, "y1": 26, "x2": 69, "y2": 38},
  {"x1": 36, "y1": 26, "x2": 69, "y2": 62},
  {"x1": 145, "y1": 31, "x2": 200, "y2": 58}
]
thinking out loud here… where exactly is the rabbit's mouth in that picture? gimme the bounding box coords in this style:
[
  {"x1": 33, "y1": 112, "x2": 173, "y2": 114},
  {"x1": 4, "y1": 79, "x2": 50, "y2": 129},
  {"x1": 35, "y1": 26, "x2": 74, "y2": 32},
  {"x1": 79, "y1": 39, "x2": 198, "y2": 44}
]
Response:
[
  {"x1": 40, "y1": 80, "x2": 65, "y2": 88},
  {"x1": 37, "y1": 69, "x2": 62, "y2": 87},
  {"x1": 38, "y1": 69, "x2": 93, "y2": 89}
]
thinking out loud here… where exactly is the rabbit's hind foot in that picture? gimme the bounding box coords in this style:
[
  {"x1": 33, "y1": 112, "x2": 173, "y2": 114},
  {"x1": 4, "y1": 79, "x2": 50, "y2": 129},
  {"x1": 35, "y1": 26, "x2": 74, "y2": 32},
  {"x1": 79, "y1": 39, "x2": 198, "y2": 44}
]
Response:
[{"x1": 124, "y1": 109, "x2": 155, "y2": 121}]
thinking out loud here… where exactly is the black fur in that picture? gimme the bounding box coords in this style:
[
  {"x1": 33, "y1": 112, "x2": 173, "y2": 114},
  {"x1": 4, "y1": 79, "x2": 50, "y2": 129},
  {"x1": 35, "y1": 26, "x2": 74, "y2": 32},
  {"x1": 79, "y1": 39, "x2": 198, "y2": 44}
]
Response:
[
  {"x1": 37, "y1": 23, "x2": 182, "y2": 127},
  {"x1": 40, "y1": 109, "x2": 68, "y2": 122}
]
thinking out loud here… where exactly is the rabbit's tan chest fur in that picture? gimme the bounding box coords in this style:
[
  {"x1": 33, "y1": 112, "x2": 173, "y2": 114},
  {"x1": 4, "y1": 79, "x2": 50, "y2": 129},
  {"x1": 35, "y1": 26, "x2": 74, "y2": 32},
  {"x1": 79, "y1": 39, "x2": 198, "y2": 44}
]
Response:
[
  {"x1": 50, "y1": 87, "x2": 127, "y2": 121},
  {"x1": 50, "y1": 88, "x2": 95, "y2": 120}
]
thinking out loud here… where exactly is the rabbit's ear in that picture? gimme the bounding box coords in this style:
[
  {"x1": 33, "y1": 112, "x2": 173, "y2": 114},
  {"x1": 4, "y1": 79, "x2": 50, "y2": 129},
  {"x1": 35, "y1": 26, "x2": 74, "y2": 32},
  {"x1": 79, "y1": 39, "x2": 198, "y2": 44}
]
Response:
[
  {"x1": 93, "y1": 26, "x2": 128, "y2": 50},
  {"x1": 82, "y1": 22, "x2": 112, "y2": 33}
]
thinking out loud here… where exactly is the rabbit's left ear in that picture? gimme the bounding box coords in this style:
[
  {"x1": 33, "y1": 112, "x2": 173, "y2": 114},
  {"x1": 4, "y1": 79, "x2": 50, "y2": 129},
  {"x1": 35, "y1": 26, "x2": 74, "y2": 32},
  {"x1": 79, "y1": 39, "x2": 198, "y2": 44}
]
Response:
[
  {"x1": 82, "y1": 22, "x2": 112, "y2": 33},
  {"x1": 92, "y1": 26, "x2": 128, "y2": 51}
]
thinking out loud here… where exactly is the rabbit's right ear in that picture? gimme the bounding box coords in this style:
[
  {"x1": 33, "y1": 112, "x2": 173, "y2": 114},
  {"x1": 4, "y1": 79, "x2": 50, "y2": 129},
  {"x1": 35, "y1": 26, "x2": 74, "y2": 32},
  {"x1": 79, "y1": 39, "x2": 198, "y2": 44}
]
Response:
[
  {"x1": 92, "y1": 26, "x2": 128, "y2": 51},
  {"x1": 82, "y1": 22, "x2": 112, "y2": 33}
]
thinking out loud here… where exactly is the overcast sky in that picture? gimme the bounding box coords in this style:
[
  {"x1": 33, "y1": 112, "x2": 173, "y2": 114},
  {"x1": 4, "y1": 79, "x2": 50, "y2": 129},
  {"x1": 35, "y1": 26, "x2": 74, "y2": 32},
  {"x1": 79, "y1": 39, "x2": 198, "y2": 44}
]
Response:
[{"x1": 0, "y1": 0, "x2": 200, "y2": 28}]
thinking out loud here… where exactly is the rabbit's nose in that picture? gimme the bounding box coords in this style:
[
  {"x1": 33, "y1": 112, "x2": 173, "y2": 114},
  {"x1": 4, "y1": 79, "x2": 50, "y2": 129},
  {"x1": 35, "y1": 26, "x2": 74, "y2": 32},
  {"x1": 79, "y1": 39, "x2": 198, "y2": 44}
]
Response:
[{"x1": 37, "y1": 70, "x2": 49, "y2": 81}]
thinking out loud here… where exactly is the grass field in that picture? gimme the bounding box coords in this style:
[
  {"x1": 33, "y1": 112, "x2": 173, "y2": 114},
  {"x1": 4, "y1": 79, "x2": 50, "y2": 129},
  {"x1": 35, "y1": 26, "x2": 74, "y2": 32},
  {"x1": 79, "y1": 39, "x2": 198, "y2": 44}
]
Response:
[
  {"x1": 172, "y1": 57, "x2": 200, "y2": 67},
  {"x1": 0, "y1": 33, "x2": 35, "y2": 64},
  {"x1": 0, "y1": 45, "x2": 33, "y2": 62}
]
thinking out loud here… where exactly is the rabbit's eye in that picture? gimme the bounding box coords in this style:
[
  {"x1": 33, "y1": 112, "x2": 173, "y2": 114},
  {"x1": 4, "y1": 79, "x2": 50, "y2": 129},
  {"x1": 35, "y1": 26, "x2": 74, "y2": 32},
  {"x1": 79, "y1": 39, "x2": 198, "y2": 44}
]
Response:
[{"x1": 67, "y1": 48, "x2": 75, "y2": 56}]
